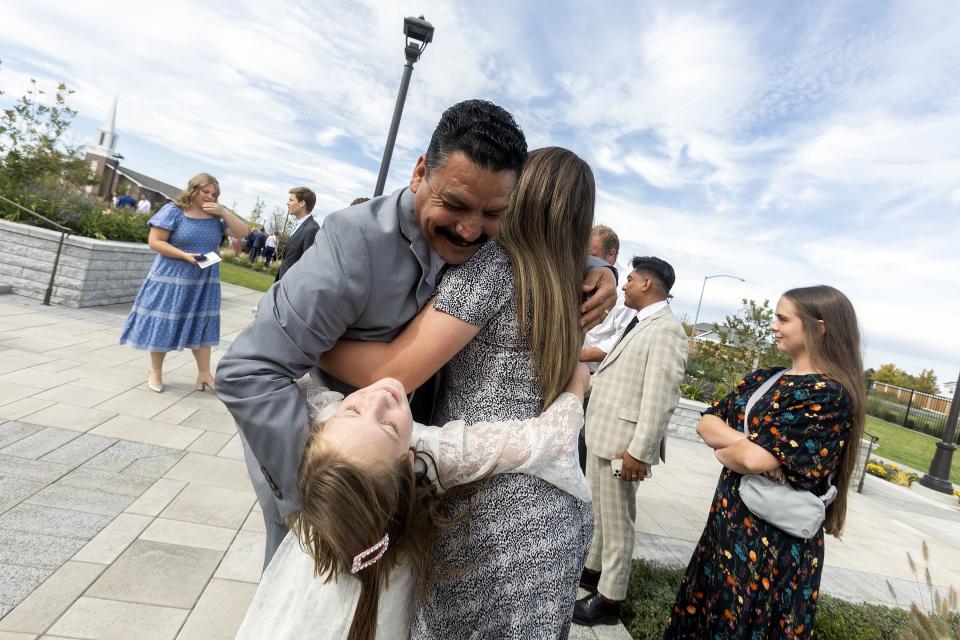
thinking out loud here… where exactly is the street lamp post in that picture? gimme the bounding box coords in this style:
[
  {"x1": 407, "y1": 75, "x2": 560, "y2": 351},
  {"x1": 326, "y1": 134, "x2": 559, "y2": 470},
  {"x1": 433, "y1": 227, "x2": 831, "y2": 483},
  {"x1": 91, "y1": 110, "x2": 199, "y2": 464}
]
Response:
[
  {"x1": 373, "y1": 15, "x2": 434, "y2": 197},
  {"x1": 692, "y1": 274, "x2": 745, "y2": 338},
  {"x1": 919, "y1": 369, "x2": 960, "y2": 494}
]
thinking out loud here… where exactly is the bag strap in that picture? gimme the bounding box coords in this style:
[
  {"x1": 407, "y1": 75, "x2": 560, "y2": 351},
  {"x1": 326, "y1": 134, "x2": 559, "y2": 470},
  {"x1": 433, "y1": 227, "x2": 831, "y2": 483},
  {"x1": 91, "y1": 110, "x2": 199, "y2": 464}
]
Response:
[{"x1": 743, "y1": 370, "x2": 786, "y2": 434}]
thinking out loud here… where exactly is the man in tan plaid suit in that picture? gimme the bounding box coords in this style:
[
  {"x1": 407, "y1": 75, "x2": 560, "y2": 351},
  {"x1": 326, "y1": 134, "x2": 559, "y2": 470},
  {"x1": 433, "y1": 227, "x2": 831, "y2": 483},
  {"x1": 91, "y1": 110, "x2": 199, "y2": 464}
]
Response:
[{"x1": 574, "y1": 256, "x2": 689, "y2": 626}]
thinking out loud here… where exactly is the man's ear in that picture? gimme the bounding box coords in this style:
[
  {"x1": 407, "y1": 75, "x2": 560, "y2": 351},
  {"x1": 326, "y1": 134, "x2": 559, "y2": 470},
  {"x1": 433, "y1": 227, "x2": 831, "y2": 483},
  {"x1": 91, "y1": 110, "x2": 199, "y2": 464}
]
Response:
[
  {"x1": 407, "y1": 448, "x2": 416, "y2": 467},
  {"x1": 410, "y1": 155, "x2": 428, "y2": 192}
]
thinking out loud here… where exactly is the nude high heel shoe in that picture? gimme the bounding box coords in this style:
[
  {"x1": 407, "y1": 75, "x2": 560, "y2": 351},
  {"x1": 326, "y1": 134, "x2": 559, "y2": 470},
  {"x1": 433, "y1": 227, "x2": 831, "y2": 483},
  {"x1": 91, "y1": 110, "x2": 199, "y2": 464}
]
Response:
[
  {"x1": 195, "y1": 371, "x2": 216, "y2": 392},
  {"x1": 148, "y1": 369, "x2": 164, "y2": 393}
]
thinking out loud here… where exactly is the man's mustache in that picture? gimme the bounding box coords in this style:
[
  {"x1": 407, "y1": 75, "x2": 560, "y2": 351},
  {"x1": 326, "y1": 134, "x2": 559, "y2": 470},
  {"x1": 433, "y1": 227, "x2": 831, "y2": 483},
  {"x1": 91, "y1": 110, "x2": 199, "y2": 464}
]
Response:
[{"x1": 436, "y1": 226, "x2": 488, "y2": 247}]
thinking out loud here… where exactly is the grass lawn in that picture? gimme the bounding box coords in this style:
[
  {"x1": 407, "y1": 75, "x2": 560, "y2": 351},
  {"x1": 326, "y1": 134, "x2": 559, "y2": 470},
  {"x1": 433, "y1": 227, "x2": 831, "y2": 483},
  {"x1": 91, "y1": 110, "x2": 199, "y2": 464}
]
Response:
[
  {"x1": 220, "y1": 262, "x2": 275, "y2": 292},
  {"x1": 866, "y1": 415, "x2": 960, "y2": 485}
]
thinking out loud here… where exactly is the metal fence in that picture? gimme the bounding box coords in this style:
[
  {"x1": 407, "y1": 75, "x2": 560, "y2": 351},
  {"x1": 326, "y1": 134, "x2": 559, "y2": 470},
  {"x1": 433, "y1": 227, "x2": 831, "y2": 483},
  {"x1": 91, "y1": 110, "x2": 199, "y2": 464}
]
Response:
[{"x1": 866, "y1": 381, "x2": 953, "y2": 441}]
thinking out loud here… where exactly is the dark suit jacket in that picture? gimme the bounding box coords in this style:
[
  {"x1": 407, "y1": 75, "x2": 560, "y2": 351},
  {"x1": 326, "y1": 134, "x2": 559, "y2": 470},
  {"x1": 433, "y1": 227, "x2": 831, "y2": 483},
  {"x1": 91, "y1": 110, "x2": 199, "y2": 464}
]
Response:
[{"x1": 275, "y1": 216, "x2": 319, "y2": 281}]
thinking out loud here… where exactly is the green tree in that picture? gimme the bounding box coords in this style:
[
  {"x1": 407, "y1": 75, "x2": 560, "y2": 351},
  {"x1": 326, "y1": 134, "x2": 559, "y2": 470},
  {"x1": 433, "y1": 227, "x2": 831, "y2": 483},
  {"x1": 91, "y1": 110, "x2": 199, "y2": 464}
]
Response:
[
  {"x1": 685, "y1": 298, "x2": 789, "y2": 401},
  {"x1": 247, "y1": 196, "x2": 266, "y2": 229},
  {"x1": 911, "y1": 369, "x2": 940, "y2": 395},
  {"x1": 0, "y1": 65, "x2": 89, "y2": 190},
  {"x1": 872, "y1": 363, "x2": 940, "y2": 395}
]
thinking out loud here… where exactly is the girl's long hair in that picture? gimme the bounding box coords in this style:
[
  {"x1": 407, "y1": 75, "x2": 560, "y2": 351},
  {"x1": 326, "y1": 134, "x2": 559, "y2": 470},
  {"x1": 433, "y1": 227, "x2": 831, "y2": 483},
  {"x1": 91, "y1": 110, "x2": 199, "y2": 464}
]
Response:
[
  {"x1": 496, "y1": 147, "x2": 595, "y2": 409},
  {"x1": 175, "y1": 173, "x2": 219, "y2": 209},
  {"x1": 783, "y1": 285, "x2": 866, "y2": 537},
  {"x1": 290, "y1": 424, "x2": 445, "y2": 640}
]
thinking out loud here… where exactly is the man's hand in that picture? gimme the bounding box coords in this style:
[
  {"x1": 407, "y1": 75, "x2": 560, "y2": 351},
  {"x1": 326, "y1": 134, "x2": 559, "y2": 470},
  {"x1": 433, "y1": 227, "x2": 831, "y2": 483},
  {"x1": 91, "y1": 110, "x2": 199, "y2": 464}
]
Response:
[
  {"x1": 580, "y1": 346, "x2": 608, "y2": 363},
  {"x1": 614, "y1": 451, "x2": 649, "y2": 482},
  {"x1": 580, "y1": 267, "x2": 617, "y2": 330}
]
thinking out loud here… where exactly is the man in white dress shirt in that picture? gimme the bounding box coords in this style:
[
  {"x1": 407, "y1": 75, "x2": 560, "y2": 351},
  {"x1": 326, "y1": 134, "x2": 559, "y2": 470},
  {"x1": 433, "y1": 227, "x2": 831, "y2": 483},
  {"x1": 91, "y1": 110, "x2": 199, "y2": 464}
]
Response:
[{"x1": 578, "y1": 226, "x2": 637, "y2": 471}]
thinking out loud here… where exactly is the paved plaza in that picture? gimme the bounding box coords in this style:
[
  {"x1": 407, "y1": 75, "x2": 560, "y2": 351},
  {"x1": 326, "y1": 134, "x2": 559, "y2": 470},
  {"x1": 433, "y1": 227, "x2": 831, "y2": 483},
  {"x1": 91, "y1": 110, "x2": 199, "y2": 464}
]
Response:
[{"x1": 0, "y1": 283, "x2": 958, "y2": 639}]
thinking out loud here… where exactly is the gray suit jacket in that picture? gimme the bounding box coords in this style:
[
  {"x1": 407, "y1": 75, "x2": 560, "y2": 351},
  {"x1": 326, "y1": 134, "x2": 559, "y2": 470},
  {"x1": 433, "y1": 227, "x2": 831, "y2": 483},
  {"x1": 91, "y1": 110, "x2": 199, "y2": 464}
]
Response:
[
  {"x1": 584, "y1": 306, "x2": 688, "y2": 464},
  {"x1": 216, "y1": 188, "x2": 436, "y2": 518}
]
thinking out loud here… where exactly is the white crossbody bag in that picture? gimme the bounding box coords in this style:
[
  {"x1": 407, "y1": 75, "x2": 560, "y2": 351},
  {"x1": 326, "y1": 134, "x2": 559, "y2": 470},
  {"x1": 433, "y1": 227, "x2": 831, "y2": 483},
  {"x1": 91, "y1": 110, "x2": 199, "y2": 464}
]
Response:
[{"x1": 737, "y1": 370, "x2": 837, "y2": 539}]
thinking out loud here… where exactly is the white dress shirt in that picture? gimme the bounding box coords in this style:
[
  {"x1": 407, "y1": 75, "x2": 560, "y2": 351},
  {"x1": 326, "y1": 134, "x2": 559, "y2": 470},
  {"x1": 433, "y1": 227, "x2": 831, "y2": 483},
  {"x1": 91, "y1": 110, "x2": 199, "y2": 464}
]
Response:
[{"x1": 582, "y1": 261, "x2": 637, "y2": 372}]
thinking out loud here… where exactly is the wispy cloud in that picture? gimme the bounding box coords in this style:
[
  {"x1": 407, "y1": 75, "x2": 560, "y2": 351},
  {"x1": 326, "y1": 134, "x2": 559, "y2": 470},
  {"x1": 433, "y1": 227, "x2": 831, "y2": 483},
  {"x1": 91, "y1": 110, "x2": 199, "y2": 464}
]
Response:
[{"x1": 1, "y1": 0, "x2": 958, "y2": 386}]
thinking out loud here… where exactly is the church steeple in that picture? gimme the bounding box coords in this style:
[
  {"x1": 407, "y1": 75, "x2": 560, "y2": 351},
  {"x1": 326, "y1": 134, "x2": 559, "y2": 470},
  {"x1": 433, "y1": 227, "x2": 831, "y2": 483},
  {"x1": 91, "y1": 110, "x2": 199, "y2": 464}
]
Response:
[{"x1": 88, "y1": 95, "x2": 119, "y2": 158}]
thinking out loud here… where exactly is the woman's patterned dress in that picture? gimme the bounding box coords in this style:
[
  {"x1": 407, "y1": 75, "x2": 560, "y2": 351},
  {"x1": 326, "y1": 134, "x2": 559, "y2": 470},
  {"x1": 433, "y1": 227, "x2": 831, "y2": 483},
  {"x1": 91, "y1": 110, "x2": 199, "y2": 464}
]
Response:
[
  {"x1": 664, "y1": 367, "x2": 853, "y2": 640},
  {"x1": 412, "y1": 241, "x2": 594, "y2": 640}
]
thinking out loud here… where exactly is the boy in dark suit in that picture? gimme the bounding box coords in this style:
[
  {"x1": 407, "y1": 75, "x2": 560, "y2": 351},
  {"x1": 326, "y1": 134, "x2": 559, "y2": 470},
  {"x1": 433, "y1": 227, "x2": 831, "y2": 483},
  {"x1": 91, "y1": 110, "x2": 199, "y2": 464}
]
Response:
[{"x1": 276, "y1": 187, "x2": 319, "y2": 281}]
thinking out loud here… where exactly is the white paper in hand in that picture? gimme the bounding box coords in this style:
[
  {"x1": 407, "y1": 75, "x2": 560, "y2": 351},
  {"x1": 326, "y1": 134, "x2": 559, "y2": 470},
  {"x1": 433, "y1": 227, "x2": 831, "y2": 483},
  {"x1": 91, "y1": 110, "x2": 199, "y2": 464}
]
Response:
[{"x1": 197, "y1": 252, "x2": 222, "y2": 269}]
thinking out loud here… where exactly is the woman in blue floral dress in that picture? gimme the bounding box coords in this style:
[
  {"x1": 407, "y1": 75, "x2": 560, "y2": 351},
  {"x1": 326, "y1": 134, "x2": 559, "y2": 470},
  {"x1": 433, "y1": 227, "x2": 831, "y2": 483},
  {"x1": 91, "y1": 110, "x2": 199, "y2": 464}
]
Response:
[
  {"x1": 120, "y1": 173, "x2": 247, "y2": 393},
  {"x1": 664, "y1": 285, "x2": 866, "y2": 639}
]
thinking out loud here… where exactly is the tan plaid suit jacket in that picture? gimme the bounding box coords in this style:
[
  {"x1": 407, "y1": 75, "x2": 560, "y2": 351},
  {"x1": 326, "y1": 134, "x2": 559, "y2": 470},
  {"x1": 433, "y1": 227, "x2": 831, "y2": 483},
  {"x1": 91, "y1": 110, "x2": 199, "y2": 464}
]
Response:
[{"x1": 584, "y1": 305, "x2": 688, "y2": 464}]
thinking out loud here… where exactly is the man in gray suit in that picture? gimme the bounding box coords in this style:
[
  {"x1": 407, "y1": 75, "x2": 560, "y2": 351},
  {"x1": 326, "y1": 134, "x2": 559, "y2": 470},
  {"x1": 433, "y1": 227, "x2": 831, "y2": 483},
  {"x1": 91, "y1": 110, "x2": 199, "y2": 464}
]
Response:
[{"x1": 216, "y1": 100, "x2": 617, "y2": 566}]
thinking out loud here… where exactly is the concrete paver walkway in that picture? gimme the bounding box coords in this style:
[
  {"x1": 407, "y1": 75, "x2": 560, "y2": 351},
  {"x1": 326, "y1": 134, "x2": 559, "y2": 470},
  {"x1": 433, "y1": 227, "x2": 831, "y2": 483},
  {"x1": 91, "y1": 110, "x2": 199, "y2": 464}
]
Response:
[{"x1": 1, "y1": 283, "x2": 958, "y2": 640}]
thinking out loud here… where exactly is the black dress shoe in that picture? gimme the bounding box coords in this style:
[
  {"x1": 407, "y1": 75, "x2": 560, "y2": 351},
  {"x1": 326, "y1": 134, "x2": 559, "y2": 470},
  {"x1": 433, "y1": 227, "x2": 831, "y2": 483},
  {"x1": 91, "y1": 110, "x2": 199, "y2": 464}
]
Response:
[
  {"x1": 579, "y1": 568, "x2": 601, "y2": 592},
  {"x1": 572, "y1": 592, "x2": 622, "y2": 626}
]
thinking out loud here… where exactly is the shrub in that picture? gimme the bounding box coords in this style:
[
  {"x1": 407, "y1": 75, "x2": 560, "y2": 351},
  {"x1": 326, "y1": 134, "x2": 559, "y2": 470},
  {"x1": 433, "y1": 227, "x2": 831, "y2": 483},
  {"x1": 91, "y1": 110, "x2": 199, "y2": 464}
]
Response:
[
  {"x1": 0, "y1": 181, "x2": 149, "y2": 242},
  {"x1": 680, "y1": 375, "x2": 712, "y2": 402},
  {"x1": 866, "y1": 459, "x2": 919, "y2": 487}
]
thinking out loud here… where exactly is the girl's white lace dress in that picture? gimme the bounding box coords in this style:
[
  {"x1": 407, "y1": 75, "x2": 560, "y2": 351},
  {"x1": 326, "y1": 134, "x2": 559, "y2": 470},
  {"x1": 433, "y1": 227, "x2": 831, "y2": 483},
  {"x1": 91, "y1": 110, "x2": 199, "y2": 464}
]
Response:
[{"x1": 235, "y1": 389, "x2": 588, "y2": 640}]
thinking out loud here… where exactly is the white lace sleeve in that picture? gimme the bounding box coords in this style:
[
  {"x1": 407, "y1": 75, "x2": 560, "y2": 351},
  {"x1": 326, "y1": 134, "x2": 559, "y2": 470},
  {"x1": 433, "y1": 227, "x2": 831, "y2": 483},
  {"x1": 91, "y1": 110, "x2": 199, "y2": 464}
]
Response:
[
  {"x1": 295, "y1": 374, "x2": 344, "y2": 424},
  {"x1": 412, "y1": 393, "x2": 590, "y2": 502}
]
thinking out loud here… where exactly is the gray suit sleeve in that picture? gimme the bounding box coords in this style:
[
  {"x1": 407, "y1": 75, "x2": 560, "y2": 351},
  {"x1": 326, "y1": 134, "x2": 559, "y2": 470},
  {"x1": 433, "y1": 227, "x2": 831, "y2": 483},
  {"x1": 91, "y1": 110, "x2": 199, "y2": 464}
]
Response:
[
  {"x1": 586, "y1": 254, "x2": 618, "y2": 283},
  {"x1": 215, "y1": 216, "x2": 370, "y2": 516}
]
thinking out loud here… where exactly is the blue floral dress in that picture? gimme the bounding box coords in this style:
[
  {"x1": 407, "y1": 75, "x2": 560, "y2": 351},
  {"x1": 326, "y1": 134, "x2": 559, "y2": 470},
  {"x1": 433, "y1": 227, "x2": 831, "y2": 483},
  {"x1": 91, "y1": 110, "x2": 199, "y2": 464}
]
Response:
[
  {"x1": 664, "y1": 367, "x2": 853, "y2": 640},
  {"x1": 119, "y1": 204, "x2": 226, "y2": 352}
]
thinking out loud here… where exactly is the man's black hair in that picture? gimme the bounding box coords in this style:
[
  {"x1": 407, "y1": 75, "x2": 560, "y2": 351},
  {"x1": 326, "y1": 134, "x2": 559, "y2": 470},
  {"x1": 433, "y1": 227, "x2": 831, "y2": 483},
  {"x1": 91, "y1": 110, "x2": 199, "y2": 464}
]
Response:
[
  {"x1": 630, "y1": 256, "x2": 676, "y2": 295},
  {"x1": 425, "y1": 99, "x2": 527, "y2": 177}
]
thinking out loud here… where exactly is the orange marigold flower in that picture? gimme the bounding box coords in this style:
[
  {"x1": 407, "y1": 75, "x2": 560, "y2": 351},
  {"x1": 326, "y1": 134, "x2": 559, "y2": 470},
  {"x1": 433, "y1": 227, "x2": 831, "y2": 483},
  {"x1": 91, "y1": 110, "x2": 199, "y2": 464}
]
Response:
[
  {"x1": 761, "y1": 577, "x2": 770, "y2": 589},
  {"x1": 749, "y1": 550, "x2": 757, "y2": 562},
  {"x1": 795, "y1": 625, "x2": 804, "y2": 633},
  {"x1": 724, "y1": 609, "x2": 735, "y2": 621},
  {"x1": 722, "y1": 498, "x2": 728, "y2": 508},
  {"x1": 743, "y1": 517, "x2": 752, "y2": 527},
  {"x1": 686, "y1": 605, "x2": 696, "y2": 614},
  {"x1": 820, "y1": 448, "x2": 829, "y2": 457},
  {"x1": 809, "y1": 404, "x2": 821, "y2": 411},
  {"x1": 770, "y1": 427, "x2": 779, "y2": 436}
]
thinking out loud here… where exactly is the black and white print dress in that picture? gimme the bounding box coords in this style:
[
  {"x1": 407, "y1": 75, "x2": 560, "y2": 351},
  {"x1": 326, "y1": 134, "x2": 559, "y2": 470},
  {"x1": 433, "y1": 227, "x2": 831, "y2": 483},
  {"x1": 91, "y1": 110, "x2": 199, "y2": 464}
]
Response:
[{"x1": 411, "y1": 241, "x2": 594, "y2": 640}]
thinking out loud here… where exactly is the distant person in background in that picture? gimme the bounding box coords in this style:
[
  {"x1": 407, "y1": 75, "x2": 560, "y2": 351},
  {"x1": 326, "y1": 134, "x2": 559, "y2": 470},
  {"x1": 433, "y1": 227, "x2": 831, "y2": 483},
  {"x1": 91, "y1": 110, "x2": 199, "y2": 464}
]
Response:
[
  {"x1": 350, "y1": 197, "x2": 371, "y2": 206},
  {"x1": 120, "y1": 173, "x2": 247, "y2": 394},
  {"x1": 116, "y1": 192, "x2": 137, "y2": 208},
  {"x1": 264, "y1": 232, "x2": 277, "y2": 267},
  {"x1": 242, "y1": 227, "x2": 256, "y2": 254},
  {"x1": 276, "y1": 186, "x2": 318, "y2": 281},
  {"x1": 250, "y1": 227, "x2": 267, "y2": 263},
  {"x1": 136, "y1": 195, "x2": 152, "y2": 214}
]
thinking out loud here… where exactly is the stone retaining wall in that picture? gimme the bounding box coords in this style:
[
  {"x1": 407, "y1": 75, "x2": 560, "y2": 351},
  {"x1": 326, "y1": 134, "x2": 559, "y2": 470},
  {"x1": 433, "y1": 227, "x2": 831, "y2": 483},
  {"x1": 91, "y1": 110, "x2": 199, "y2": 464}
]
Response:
[
  {"x1": 0, "y1": 218, "x2": 154, "y2": 307},
  {"x1": 668, "y1": 397, "x2": 710, "y2": 442}
]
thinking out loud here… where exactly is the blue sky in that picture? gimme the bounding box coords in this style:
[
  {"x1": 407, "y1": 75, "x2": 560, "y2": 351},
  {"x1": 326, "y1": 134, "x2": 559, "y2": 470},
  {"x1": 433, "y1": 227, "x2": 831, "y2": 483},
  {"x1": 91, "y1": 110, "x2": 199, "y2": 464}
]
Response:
[{"x1": 1, "y1": 0, "x2": 958, "y2": 390}]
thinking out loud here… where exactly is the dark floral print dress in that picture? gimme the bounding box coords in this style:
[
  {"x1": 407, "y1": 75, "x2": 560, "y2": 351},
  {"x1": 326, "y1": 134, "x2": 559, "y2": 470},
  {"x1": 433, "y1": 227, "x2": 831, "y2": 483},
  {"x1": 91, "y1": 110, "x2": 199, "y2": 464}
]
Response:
[{"x1": 664, "y1": 367, "x2": 853, "y2": 640}]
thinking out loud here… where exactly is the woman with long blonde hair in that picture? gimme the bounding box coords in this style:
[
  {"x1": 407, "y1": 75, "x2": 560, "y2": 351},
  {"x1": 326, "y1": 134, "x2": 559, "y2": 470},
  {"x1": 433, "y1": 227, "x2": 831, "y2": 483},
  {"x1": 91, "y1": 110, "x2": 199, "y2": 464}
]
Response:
[
  {"x1": 120, "y1": 173, "x2": 246, "y2": 392},
  {"x1": 320, "y1": 146, "x2": 597, "y2": 638},
  {"x1": 664, "y1": 285, "x2": 866, "y2": 639}
]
